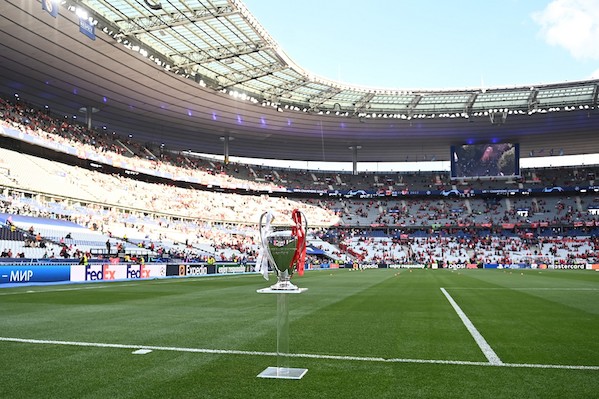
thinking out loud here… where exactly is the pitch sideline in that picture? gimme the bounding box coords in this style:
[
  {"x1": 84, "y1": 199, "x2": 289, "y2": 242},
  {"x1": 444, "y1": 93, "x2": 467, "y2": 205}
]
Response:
[{"x1": 0, "y1": 336, "x2": 597, "y2": 371}]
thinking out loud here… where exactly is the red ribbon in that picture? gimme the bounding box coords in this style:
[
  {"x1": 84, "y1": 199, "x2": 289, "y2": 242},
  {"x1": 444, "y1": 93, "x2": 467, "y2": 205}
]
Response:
[{"x1": 291, "y1": 209, "x2": 306, "y2": 276}]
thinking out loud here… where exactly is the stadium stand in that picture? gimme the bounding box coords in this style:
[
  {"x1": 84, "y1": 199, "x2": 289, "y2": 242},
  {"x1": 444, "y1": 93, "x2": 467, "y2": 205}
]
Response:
[{"x1": 0, "y1": 95, "x2": 598, "y2": 268}]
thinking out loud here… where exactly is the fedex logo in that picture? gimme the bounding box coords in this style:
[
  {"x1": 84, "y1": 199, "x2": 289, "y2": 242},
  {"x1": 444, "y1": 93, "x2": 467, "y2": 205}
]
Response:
[
  {"x1": 85, "y1": 265, "x2": 116, "y2": 281},
  {"x1": 126, "y1": 265, "x2": 151, "y2": 279},
  {"x1": 85, "y1": 265, "x2": 102, "y2": 280},
  {"x1": 103, "y1": 265, "x2": 116, "y2": 280}
]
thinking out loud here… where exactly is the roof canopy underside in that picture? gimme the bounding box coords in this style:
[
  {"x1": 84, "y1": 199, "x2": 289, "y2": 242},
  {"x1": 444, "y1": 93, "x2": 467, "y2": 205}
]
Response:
[
  {"x1": 82, "y1": 0, "x2": 599, "y2": 113},
  {"x1": 0, "y1": 0, "x2": 597, "y2": 163}
]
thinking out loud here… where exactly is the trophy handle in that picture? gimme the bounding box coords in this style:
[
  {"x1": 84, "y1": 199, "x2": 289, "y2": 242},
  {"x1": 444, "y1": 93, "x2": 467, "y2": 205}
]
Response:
[
  {"x1": 259, "y1": 211, "x2": 267, "y2": 244},
  {"x1": 298, "y1": 210, "x2": 308, "y2": 260},
  {"x1": 259, "y1": 211, "x2": 277, "y2": 272}
]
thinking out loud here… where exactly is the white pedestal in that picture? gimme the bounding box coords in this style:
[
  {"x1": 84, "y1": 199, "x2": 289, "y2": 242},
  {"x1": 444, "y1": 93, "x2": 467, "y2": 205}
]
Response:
[
  {"x1": 256, "y1": 287, "x2": 308, "y2": 294},
  {"x1": 257, "y1": 366, "x2": 308, "y2": 380},
  {"x1": 257, "y1": 287, "x2": 308, "y2": 380}
]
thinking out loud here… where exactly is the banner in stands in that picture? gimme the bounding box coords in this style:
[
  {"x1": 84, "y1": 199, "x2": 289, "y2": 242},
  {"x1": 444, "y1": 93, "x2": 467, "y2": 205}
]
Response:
[
  {"x1": 311, "y1": 185, "x2": 599, "y2": 200},
  {"x1": 42, "y1": 0, "x2": 59, "y2": 17},
  {"x1": 79, "y1": 17, "x2": 96, "y2": 40},
  {"x1": 306, "y1": 246, "x2": 326, "y2": 255}
]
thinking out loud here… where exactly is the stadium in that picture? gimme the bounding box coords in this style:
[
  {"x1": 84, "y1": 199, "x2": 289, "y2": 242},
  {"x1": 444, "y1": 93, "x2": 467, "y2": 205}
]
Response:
[{"x1": 1, "y1": 1, "x2": 598, "y2": 397}]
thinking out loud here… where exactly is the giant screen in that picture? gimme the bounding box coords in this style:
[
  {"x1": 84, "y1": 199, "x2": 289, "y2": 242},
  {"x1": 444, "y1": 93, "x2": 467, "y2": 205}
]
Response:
[{"x1": 450, "y1": 143, "x2": 520, "y2": 179}]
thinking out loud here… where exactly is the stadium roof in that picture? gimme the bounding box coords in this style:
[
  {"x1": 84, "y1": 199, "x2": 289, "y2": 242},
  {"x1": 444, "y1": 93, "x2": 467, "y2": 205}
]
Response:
[{"x1": 1, "y1": 0, "x2": 598, "y2": 163}]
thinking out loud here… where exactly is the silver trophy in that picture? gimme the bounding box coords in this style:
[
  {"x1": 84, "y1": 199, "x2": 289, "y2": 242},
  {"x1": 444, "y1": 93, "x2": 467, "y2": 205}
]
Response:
[
  {"x1": 258, "y1": 210, "x2": 307, "y2": 291},
  {"x1": 256, "y1": 210, "x2": 310, "y2": 380}
]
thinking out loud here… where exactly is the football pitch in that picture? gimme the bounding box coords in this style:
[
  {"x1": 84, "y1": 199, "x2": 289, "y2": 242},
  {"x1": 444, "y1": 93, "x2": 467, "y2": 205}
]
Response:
[{"x1": 1, "y1": 268, "x2": 598, "y2": 398}]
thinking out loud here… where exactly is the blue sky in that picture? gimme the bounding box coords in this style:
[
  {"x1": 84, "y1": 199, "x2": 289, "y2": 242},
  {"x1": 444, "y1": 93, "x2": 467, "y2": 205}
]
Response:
[{"x1": 242, "y1": 0, "x2": 599, "y2": 90}]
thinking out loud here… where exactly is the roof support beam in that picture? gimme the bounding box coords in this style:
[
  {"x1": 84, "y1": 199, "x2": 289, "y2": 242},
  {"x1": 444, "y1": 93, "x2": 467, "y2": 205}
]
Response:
[
  {"x1": 170, "y1": 42, "x2": 271, "y2": 67},
  {"x1": 115, "y1": 6, "x2": 236, "y2": 35},
  {"x1": 464, "y1": 92, "x2": 478, "y2": 115},
  {"x1": 307, "y1": 87, "x2": 341, "y2": 110},
  {"x1": 353, "y1": 92, "x2": 375, "y2": 115},
  {"x1": 528, "y1": 88, "x2": 539, "y2": 111},
  {"x1": 217, "y1": 63, "x2": 285, "y2": 89},
  {"x1": 262, "y1": 78, "x2": 308, "y2": 102},
  {"x1": 406, "y1": 95, "x2": 422, "y2": 115}
]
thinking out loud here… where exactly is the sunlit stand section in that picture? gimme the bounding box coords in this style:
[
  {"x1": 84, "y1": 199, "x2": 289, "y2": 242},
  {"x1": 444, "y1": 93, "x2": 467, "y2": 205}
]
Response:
[{"x1": 256, "y1": 210, "x2": 308, "y2": 380}]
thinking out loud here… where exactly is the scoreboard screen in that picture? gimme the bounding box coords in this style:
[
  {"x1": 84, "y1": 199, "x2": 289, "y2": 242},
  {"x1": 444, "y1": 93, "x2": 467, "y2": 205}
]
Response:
[{"x1": 451, "y1": 143, "x2": 519, "y2": 179}]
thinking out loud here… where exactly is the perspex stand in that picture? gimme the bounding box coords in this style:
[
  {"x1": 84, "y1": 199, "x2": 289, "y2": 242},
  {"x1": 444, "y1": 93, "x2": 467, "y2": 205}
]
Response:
[{"x1": 256, "y1": 287, "x2": 308, "y2": 379}]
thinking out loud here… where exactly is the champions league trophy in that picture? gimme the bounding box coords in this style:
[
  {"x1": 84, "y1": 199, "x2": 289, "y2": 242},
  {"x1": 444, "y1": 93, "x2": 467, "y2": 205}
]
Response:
[
  {"x1": 256, "y1": 209, "x2": 308, "y2": 379},
  {"x1": 257, "y1": 209, "x2": 307, "y2": 291}
]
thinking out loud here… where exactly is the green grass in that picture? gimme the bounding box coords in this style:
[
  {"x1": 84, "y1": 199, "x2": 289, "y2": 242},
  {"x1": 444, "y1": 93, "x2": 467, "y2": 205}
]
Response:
[{"x1": 1, "y1": 269, "x2": 598, "y2": 398}]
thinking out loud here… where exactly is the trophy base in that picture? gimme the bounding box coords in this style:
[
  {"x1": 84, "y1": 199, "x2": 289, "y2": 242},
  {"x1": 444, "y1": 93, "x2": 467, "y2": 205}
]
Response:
[
  {"x1": 257, "y1": 287, "x2": 308, "y2": 294},
  {"x1": 260, "y1": 279, "x2": 302, "y2": 291},
  {"x1": 257, "y1": 366, "x2": 308, "y2": 380}
]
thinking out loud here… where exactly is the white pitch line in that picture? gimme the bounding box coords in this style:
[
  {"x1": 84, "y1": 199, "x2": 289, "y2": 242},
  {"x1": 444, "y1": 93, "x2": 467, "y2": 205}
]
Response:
[
  {"x1": 1, "y1": 336, "x2": 597, "y2": 370},
  {"x1": 444, "y1": 287, "x2": 599, "y2": 291},
  {"x1": 0, "y1": 283, "x2": 140, "y2": 296},
  {"x1": 0, "y1": 275, "x2": 248, "y2": 295},
  {"x1": 440, "y1": 287, "x2": 503, "y2": 365}
]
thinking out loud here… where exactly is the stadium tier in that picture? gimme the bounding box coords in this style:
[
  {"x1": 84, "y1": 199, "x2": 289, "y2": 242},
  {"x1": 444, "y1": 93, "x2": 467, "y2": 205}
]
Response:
[{"x1": 0, "y1": 94, "x2": 598, "y2": 269}]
